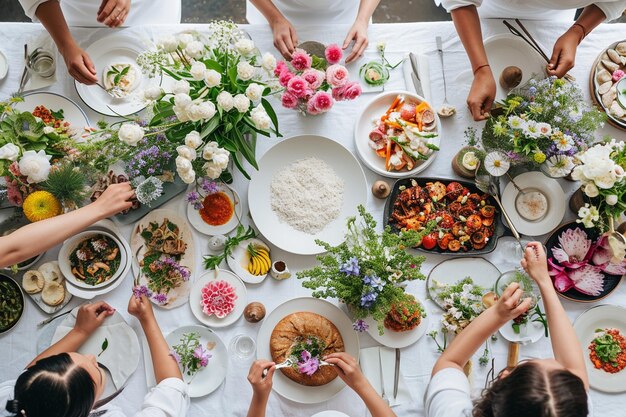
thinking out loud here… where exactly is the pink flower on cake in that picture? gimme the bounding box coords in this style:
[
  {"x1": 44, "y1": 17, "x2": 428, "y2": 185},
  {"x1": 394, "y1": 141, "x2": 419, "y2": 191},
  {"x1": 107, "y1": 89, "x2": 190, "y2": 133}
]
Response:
[
  {"x1": 281, "y1": 92, "x2": 299, "y2": 109},
  {"x1": 274, "y1": 60, "x2": 288, "y2": 77},
  {"x1": 326, "y1": 64, "x2": 349, "y2": 88},
  {"x1": 302, "y1": 69, "x2": 325, "y2": 90},
  {"x1": 200, "y1": 279, "x2": 238, "y2": 318},
  {"x1": 311, "y1": 91, "x2": 333, "y2": 113},
  {"x1": 324, "y1": 44, "x2": 343, "y2": 65},
  {"x1": 279, "y1": 70, "x2": 295, "y2": 87},
  {"x1": 287, "y1": 76, "x2": 309, "y2": 99},
  {"x1": 290, "y1": 48, "x2": 312, "y2": 71}
]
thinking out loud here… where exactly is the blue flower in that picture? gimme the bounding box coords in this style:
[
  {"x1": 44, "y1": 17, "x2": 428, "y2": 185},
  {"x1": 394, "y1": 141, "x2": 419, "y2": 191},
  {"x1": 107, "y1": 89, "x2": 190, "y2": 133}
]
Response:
[
  {"x1": 352, "y1": 319, "x2": 369, "y2": 332},
  {"x1": 360, "y1": 291, "x2": 377, "y2": 308},
  {"x1": 528, "y1": 86, "x2": 537, "y2": 95},
  {"x1": 362, "y1": 274, "x2": 384, "y2": 292},
  {"x1": 339, "y1": 257, "x2": 360, "y2": 276}
]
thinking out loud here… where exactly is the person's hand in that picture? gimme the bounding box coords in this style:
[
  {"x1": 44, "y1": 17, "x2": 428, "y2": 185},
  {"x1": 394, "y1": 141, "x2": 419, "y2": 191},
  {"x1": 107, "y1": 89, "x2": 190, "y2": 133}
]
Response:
[
  {"x1": 495, "y1": 282, "x2": 533, "y2": 322},
  {"x1": 547, "y1": 28, "x2": 580, "y2": 78},
  {"x1": 467, "y1": 66, "x2": 496, "y2": 121},
  {"x1": 323, "y1": 352, "x2": 369, "y2": 394},
  {"x1": 521, "y1": 242, "x2": 551, "y2": 287},
  {"x1": 92, "y1": 182, "x2": 135, "y2": 219},
  {"x1": 342, "y1": 19, "x2": 369, "y2": 64},
  {"x1": 128, "y1": 294, "x2": 154, "y2": 323},
  {"x1": 74, "y1": 301, "x2": 115, "y2": 336},
  {"x1": 60, "y1": 42, "x2": 98, "y2": 85},
  {"x1": 270, "y1": 16, "x2": 298, "y2": 60},
  {"x1": 247, "y1": 360, "x2": 276, "y2": 399},
  {"x1": 97, "y1": 0, "x2": 131, "y2": 28}
]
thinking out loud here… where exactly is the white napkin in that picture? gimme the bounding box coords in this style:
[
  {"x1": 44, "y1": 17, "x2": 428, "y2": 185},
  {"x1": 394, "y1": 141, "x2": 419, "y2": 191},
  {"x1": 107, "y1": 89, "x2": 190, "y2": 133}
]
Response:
[
  {"x1": 51, "y1": 308, "x2": 140, "y2": 389},
  {"x1": 402, "y1": 53, "x2": 432, "y2": 102},
  {"x1": 24, "y1": 34, "x2": 57, "y2": 92},
  {"x1": 356, "y1": 51, "x2": 407, "y2": 94},
  {"x1": 360, "y1": 346, "x2": 412, "y2": 408}
]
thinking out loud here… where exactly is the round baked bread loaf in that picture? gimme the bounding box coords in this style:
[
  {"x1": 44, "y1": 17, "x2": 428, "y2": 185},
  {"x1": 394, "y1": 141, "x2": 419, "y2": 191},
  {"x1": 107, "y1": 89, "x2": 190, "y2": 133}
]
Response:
[{"x1": 270, "y1": 312, "x2": 344, "y2": 386}]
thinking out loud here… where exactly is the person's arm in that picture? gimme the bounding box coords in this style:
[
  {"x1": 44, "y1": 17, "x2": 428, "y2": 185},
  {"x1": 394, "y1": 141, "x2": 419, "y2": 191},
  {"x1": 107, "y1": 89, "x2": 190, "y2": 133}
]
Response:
[
  {"x1": 432, "y1": 283, "x2": 532, "y2": 375},
  {"x1": 128, "y1": 294, "x2": 182, "y2": 382},
  {"x1": 521, "y1": 242, "x2": 589, "y2": 389},
  {"x1": 450, "y1": 6, "x2": 495, "y2": 121},
  {"x1": 246, "y1": 360, "x2": 275, "y2": 417},
  {"x1": 32, "y1": 1, "x2": 98, "y2": 84},
  {"x1": 342, "y1": 0, "x2": 381, "y2": 63},
  {"x1": 250, "y1": 0, "x2": 298, "y2": 60},
  {"x1": 27, "y1": 301, "x2": 115, "y2": 367},
  {"x1": 0, "y1": 183, "x2": 134, "y2": 268},
  {"x1": 324, "y1": 353, "x2": 395, "y2": 417},
  {"x1": 548, "y1": 5, "x2": 606, "y2": 78}
]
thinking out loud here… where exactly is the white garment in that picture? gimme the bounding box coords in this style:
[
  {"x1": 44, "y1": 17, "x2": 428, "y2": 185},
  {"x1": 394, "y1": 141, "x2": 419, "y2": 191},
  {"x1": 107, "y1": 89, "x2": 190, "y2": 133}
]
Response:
[
  {"x1": 19, "y1": 0, "x2": 181, "y2": 26},
  {"x1": 424, "y1": 368, "x2": 594, "y2": 417},
  {"x1": 437, "y1": 0, "x2": 626, "y2": 21},
  {"x1": 246, "y1": 0, "x2": 361, "y2": 25},
  {"x1": 0, "y1": 377, "x2": 189, "y2": 417}
]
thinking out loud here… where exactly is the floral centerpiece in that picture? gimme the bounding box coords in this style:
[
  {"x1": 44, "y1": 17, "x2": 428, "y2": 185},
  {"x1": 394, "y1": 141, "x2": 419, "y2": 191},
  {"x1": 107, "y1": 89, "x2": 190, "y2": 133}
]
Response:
[
  {"x1": 276, "y1": 44, "x2": 361, "y2": 115},
  {"x1": 169, "y1": 331, "x2": 211, "y2": 381},
  {"x1": 481, "y1": 76, "x2": 605, "y2": 178},
  {"x1": 297, "y1": 205, "x2": 428, "y2": 334}
]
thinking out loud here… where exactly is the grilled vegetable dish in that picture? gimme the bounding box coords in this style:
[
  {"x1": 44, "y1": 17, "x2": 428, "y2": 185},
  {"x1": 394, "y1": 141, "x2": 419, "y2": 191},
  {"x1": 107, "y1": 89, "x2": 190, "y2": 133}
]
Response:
[{"x1": 69, "y1": 234, "x2": 121, "y2": 285}]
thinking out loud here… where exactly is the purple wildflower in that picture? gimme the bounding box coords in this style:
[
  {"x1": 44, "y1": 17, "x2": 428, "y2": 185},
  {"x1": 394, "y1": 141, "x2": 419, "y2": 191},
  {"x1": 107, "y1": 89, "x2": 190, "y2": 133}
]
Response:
[
  {"x1": 152, "y1": 293, "x2": 168, "y2": 304},
  {"x1": 186, "y1": 191, "x2": 203, "y2": 210},
  {"x1": 339, "y1": 257, "x2": 360, "y2": 276},
  {"x1": 352, "y1": 319, "x2": 369, "y2": 332},
  {"x1": 362, "y1": 274, "x2": 384, "y2": 292},
  {"x1": 132, "y1": 284, "x2": 153, "y2": 299},
  {"x1": 297, "y1": 350, "x2": 319, "y2": 376},
  {"x1": 360, "y1": 291, "x2": 378, "y2": 308},
  {"x1": 201, "y1": 179, "x2": 219, "y2": 195}
]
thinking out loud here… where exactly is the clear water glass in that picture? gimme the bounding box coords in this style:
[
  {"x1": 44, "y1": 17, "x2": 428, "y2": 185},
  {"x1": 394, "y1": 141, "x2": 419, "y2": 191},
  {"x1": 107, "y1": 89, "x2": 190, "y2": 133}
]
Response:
[{"x1": 229, "y1": 334, "x2": 255, "y2": 360}]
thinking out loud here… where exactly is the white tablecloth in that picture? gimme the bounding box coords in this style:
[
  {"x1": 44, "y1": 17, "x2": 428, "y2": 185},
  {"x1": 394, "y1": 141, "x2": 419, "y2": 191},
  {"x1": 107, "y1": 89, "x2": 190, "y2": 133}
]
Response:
[{"x1": 0, "y1": 21, "x2": 625, "y2": 417}]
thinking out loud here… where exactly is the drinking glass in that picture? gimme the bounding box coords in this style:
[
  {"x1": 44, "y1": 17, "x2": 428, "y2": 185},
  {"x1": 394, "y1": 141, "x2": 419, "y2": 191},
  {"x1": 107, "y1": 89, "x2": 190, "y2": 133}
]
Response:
[{"x1": 229, "y1": 334, "x2": 256, "y2": 361}]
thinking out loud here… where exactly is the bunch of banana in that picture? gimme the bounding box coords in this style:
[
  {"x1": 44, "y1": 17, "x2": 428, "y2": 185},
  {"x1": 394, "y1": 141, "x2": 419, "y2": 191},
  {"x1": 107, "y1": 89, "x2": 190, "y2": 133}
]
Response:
[{"x1": 247, "y1": 244, "x2": 270, "y2": 276}]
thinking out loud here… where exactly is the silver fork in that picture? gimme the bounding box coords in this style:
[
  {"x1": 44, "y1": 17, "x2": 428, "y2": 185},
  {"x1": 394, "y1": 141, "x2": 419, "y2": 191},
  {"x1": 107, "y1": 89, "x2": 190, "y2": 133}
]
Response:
[{"x1": 96, "y1": 82, "x2": 125, "y2": 99}]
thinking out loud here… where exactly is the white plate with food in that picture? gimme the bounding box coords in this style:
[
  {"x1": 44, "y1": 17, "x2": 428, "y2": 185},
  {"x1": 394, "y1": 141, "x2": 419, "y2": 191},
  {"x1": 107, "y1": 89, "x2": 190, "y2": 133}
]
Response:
[
  {"x1": 166, "y1": 325, "x2": 227, "y2": 397},
  {"x1": 14, "y1": 92, "x2": 91, "y2": 136},
  {"x1": 590, "y1": 40, "x2": 626, "y2": 129},
  {"x1": 362, "y1": 296, "x2": 429, "y2": 349},
  {"x1": 76, "y1": 32, "x2": 156, "y2": 116},
  {"x1": 189, "y1": 268, "x2": 246, "y2": 328},
  {"x1": 248, "y1": 135, "x2": 367, "y2": 255},
  {"x1": 130, "y1": 209, "x2": 195, "y2": 309},
  {"x1": 256, "y1": 297, "x2": 360, "y2": 404},
  {"x1": 574, "y1": 305, "x2": 626, "y2": 392},
  {"x1": 501, "y1": 171, "x2": 565, "y2": 237},
  {"x1": 187, "y1": 184, "x2": 242, "y2": 236},
  {"x1": 354, "y1": 91, "x2": 440, "y2": 178},
  {"x1": 427, "y1": 257, "x2": 501, "y2": 310},
  {"x1": 226, "y1": 238, "x2": 271, "y2": 284},
  {"x1": 483, "y1": 34, "x2": 547, "y2": 102}
]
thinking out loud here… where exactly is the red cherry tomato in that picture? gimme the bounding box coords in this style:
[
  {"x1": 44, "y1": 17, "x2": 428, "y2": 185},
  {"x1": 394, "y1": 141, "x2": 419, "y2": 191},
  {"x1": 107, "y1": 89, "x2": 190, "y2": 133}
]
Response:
[{"x1": 421, "y1": 232, "x2": 438, "y2": 250}]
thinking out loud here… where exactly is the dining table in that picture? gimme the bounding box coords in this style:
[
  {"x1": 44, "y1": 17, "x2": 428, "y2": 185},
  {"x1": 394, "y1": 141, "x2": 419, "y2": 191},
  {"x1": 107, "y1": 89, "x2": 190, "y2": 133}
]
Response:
[{"x1": 0, "y1": 18, "x2": 625, "y2": 417}]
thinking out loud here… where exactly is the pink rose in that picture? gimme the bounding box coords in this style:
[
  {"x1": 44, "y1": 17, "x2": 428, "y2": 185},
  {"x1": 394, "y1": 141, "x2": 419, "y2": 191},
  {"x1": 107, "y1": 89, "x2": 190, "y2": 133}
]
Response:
[
  {"x1": 342, "y1": 81, "x2": 362, "y2": 100},
  {"x1": 311, "y1": 91, "x2": 333, "y2": 113},
  {"x1": 332, "y1": 86, "x2": 346, "y2": 101},
  {"x1": 279, "y1": 70, "x2": 295, "y2": 87},
  {"x1": 302, "y1": 69, "x2": 325, "y2": 90},
  {"x1": 281, "y1": 92, "x2": 299, "y2": 109},
  {"x1": 287, "y1": 76, "x2": 309, "y2": 98},
  {"x1": 290, "y1": 48, "x2": 312, "y2": 71},
  {"x1": 613, "y1": 69, "x2": 625, "y2": 82},
  {"x1": 326, "y1": 64, "x2": 349, "y2": 88},
  {"x1": 306, "y1": 98, "x2": 321, "y2": 115},
  {"x1": 274, "y1": 60, "x2": 288, "y2": 77},
  {"x1": 324, "y1": 44, "x2": 343, "y2": 65}
]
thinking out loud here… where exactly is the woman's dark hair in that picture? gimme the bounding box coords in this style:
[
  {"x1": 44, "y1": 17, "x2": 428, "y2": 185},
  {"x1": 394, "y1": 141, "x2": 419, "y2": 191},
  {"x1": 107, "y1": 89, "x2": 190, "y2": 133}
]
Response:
[
  {"x1": 5, "y1": 353, "x2": 96, "y2": 417},
  {"x1": 473, "y1": 361, "x2": 588, "y2": 417}
]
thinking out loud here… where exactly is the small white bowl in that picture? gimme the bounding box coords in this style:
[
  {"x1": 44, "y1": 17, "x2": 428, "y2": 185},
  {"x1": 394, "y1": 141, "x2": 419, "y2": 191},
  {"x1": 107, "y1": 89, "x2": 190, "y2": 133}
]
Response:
[{"x1": 59, "y1": 231, "x2": 127, "y2": 290}]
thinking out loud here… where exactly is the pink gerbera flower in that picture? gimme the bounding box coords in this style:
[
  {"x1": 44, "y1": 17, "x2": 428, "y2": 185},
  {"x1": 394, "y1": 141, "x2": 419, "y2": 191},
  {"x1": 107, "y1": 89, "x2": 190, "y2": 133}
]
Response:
[{"x1": 201, "y1": 280, "x2": 238, "y2": 318}]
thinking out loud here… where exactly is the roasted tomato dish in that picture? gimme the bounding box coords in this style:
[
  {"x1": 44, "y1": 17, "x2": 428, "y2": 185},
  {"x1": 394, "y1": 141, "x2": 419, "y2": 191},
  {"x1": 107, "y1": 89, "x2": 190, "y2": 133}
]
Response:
[{"x1": 388, "y1": 180, "x2": 497, "y2": 252}]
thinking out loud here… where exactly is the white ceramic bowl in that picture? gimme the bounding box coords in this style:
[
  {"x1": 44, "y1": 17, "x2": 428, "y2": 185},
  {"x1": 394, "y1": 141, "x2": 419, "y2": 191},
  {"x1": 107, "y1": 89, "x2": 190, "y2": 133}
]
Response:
[{"x1": 59, "y1": 231, "x2": 127, "y2": 290}]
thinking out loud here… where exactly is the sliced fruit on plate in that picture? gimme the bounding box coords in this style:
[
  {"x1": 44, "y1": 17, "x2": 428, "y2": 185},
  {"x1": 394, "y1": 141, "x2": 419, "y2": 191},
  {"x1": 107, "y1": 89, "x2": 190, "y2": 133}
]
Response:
[{"x1": 247, "y1": 243, "x2": 271, "y2": 276}]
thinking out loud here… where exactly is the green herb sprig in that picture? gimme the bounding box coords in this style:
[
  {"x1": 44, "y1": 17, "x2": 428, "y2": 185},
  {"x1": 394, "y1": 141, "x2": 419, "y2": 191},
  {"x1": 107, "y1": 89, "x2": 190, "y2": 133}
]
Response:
[{"x1": 203, "y1": 225, "x2": 256, "y2": 270}]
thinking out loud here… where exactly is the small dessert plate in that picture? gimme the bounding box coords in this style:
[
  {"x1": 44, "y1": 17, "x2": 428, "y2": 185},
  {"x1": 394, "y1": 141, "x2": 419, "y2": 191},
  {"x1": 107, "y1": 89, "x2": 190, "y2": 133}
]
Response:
[{"x1": 189, "y1": 268, "x2": 247, "y2": 328}]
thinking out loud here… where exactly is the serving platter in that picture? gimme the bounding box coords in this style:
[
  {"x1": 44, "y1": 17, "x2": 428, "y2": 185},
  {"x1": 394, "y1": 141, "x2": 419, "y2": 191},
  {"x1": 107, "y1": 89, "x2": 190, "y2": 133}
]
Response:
[
  {"x1": 189, "y1": 268, "x2": 247, "y2": 328},
  {"x1": 256, "y1": 297, "x2": 360, "y2": 404},
  {"x1": 589, "y1": 39, "x2": 626, "y2": 131}
]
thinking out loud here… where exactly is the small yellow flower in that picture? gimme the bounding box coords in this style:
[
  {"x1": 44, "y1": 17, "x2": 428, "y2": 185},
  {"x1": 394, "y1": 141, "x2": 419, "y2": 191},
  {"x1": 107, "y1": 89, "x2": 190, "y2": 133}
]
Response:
[
  {"x1": 23, "y1": 191, "x2": 62, "y2": 222},
  {"x1": 533, "y1": 151, "x2": 546, "y2": 164}
]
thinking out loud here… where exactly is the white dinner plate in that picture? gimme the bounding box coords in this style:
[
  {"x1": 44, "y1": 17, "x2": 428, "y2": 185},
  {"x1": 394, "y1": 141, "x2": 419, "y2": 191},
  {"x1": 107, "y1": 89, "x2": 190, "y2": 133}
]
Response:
[
  {"x1": 256, "y1": 297, "x2": 360, "y2": 404},
  {"x1": 14, "y1": 92, "x2": 91, "y2": 136},
  {"x1": 187, "y1": 184, "x2": 242, "y2": 236},
  {"x1": 501, "y1": 172, "x2": 565, "y2": 237},
  {"x1": 189, "y1": 268, "x2": 246, "y2": 328},
  {"x1": 427, "y1": 257, "x2": 501, "y2": 310},
  {"x1": 483, "y1": 34, "x2": 547, "y2": 102},
  {"x1": 248, "y1": 135, "x2": 367, "y2": 255},
  {"x1": 499, "y1": 315, "x2": 546, "y2": 344},
  {"x1": 311, "y1": 412, "x2": 350, "y2": 417},
  {"x1": 76, "y1": 32, "x2": 158, "y2": 116},
  {"x1": 354, "y1": 90, "x2": 441, "y2": 178},
  {"x1": 166, "y1": 325, "x2": 228, "y2": 397},
  {"x1": 574, "y1": 305, "x2": 626, "y2": 393},
  {"x1": 226, "y1": 238, "x2": 270, "y2": 284},
  {"x1": 363, "y1": 297, "x2": 430, "y2": 349}
]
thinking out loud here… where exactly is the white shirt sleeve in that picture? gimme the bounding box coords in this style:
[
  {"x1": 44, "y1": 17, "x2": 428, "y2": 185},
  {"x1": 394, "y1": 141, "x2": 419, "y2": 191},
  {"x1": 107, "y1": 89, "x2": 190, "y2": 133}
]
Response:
[
  {"x1": 17, "y1": 0, "x2": 49, "y2": 21},
  {"x1": 438, "y1": 0, "x2": 482, "y2": 13},
  {"x1": 424, "y1": 368, "x2": 473, "y2": 417},
  {"x1": 593, "y1": 1, "x2": 626, "y2": 21},
  {"x1": 132, "y1": 378, "x2": 190, "y2": 417}
]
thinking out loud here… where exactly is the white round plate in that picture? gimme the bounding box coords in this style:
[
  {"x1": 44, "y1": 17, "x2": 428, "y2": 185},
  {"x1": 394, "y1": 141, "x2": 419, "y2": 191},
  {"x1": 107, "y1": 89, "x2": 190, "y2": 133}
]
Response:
[
  {"x1": 354, "y1": 90, "x2": 441, "y2": 178},
  {"x1": 226, "y1": 238, "x2": 270, "y2": 284},
  {"x1": 501, "y1": 171, "x2": 565, "y2": 237},
  {"x1": 248, "y1": 135, "x2": 367, "y2": 255},
  {"x1": 499, "y1": 316, "x2": 546, "y2": 344},
  {"x1": 483, "y1": 34, "x2": 547, "y2": 102},
  {"x1": 427, "y1": 257, "x2": 501, "y2": 309},
  {"x1": 574, "y1": 305, "x2": 626, "y2": 393},
  {"x1": 14, "y1": 92, "x2": 90, "y2": 136},
  {"x1": 189, "y1": 268, "x2": 246, "y2": 328},
  {"x1": 363, "y1": 299, "x2": 429, "y2": 349},
  {"x1": 166, "y1": 325, "x2": 228, "y2": 397},
  {"x1": 256, "y1": 297, "x2": 360, "y2": 404},
  {"x1": 0, "y1": 50, "x2": 8, "y2": 80},
  {"x1": 76, "y1": 33, "x2": 158, "y2": 116},
  {"x1": 187, "y1": 184, "x2": 242, "y2": 236},
  {"x1": 311, "y1": 412, "x2": 349, "y2": 417}
]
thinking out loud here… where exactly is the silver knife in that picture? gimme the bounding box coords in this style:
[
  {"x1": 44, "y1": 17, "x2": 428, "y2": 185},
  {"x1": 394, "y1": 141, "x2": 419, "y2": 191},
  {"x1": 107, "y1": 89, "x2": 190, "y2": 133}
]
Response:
[
  {"x1": 408, "y1": 52, "x2": 424, "y2": 97},
  {"x1": 393, "y1": 348, "x2": 400, "y2": 399}
]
